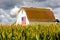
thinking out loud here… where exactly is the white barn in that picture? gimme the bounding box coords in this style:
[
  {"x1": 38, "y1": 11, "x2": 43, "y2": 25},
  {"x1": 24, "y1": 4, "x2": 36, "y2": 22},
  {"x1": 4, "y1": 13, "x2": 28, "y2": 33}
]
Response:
[{"x1": 15, "y1": 7, "x2": 55, "y2": 25}]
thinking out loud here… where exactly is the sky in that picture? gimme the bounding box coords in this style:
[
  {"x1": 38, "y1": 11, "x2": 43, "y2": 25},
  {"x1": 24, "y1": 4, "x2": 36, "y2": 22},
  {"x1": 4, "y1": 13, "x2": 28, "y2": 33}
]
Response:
[{"x1": 0, "y1": 0, "x2": 60, "y2": 24}]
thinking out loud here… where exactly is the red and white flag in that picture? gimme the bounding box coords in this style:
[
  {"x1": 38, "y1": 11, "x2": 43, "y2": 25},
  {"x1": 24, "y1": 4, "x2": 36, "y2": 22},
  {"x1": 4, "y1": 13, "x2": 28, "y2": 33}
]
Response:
[{"x1": 21, "y1": 16, "x2": 26, "y2": 25}]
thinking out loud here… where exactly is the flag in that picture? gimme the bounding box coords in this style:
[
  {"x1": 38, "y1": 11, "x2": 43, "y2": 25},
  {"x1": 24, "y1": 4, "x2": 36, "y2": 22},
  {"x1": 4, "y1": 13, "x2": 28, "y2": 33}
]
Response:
[{"x1": 21, "y1": 16, "x2": 26, "y2": 25}]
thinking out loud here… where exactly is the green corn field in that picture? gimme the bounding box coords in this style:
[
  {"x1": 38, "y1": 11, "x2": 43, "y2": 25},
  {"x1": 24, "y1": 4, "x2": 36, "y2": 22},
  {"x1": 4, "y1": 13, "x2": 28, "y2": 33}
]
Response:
[{"x1": 0, "y1": 24, "x2": 60, "y2": 40}]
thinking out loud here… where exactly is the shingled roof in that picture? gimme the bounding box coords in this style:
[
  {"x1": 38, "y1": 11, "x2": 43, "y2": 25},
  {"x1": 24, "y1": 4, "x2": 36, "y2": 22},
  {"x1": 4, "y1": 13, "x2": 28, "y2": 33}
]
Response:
[{"x1": 19, "y1": 7, "x2": 55, "y2": 22}]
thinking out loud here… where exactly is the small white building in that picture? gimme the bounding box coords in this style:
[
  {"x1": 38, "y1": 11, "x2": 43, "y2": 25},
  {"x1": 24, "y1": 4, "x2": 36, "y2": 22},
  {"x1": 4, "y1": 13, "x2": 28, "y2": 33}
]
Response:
[{"x1": 15, "y1": 7, "x2": 55, "y2": 25}]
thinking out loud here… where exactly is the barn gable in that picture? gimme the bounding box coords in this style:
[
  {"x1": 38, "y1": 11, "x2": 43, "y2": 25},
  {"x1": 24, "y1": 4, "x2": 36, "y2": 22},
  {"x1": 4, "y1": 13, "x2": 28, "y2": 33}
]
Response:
[
  {"x1": 16, "y1": 8, "x2": 29, "y2": 25},
  {"x1": 16, "y1": 7, "x2": 55, "y2": 25}
]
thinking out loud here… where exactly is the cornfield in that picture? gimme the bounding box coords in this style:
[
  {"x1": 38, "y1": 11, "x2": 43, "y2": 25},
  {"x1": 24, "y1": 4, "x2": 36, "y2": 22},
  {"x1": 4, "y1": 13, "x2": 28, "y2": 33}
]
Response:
[{"x1": 0, "y1": 24, "x2": 60, "y2": 40}]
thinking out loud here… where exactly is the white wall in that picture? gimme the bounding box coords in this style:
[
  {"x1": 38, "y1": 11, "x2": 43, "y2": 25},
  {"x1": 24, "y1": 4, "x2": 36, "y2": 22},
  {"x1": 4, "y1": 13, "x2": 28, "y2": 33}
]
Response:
[{"x1": 16, "y1": 9, "x2": 29, "y2": 25}]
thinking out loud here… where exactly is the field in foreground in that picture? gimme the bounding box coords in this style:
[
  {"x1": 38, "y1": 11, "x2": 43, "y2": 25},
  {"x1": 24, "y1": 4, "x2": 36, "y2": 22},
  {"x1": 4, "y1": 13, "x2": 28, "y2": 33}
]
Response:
[{"x1": 0, "y1": 24, "x2": 60, "y2": 40}]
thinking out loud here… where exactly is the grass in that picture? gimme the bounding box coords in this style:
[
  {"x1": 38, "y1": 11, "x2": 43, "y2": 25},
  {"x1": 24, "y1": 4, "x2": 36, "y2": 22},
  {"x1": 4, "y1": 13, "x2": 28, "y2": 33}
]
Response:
[{"x1": 0, "y1": 23, "x2": 60, "y2": 40}]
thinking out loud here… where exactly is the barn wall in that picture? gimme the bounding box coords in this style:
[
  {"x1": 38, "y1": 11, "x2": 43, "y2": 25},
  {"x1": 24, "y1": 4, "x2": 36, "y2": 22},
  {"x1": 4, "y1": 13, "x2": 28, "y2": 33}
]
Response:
[
  {"x1": 16, "y1": 9, "x2": 29, "y2": 25},
  {"x1": 16, "y1": 9, "x2": 23, "y2": 25},
  {"x1": 29, "y1": 21, "x2": 56, "y2": 24}
]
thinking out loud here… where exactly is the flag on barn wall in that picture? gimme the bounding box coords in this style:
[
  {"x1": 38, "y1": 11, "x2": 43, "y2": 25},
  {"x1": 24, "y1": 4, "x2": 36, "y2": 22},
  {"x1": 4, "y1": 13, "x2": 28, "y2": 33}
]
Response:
[{"x1": 21, "y1": 16, "x2": 26, "y2": 25}]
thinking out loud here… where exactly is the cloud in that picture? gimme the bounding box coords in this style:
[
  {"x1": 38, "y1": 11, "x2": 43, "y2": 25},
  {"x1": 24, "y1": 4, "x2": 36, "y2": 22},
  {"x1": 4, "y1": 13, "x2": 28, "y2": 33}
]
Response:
[
  {"x1": 22, "y1": 0, "x2": 60, "y2": 8},
  {"x1": 46, "y1": 0, "x2": 60, "y2": 8},
  {"x1": 0, "y1": 9, "x2": 10, "y2": 23},
  {"x1": 10, "y1": 6, "x2": 19, "y2": 15},
  {"x1": 24, "y1": 0, "x2": 46, "y2": 2},
  {"x1": 0, "y1": 6, "x2": 20, "y2": 24},
  {"x1": 53, "y1": 7, "x2": 60, "y2": 20},
  {"x1": 0, "y1": 7, "x2": 19, "y2": 24},
  {"x1": 34, "y1": 0, "x2": 46, "y2": 2},
  {"x1": 22, "y1": 0, "x2": 47, "y2": 7},
  {"x1": 0, "y1": 0, "x2": 23, "y2": 9},
  {"x1": 0, "y1": 0, "x2": 60, "y2": 9}
]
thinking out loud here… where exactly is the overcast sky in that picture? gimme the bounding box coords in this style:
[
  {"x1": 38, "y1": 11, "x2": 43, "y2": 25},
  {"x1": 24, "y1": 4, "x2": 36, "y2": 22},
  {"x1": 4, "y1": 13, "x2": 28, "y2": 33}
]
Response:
[{"x1": 0, "y1": 0, "x2": 60, "y2": 24}]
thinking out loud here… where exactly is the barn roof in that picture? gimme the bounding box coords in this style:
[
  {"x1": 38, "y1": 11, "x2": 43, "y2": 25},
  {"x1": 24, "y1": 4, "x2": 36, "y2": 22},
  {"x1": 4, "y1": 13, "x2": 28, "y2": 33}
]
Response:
[{"x1": 19, "y1": 7, "x2": 55, "y2": 22}]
